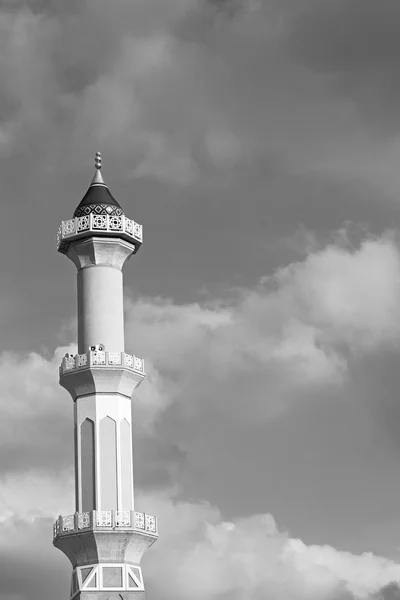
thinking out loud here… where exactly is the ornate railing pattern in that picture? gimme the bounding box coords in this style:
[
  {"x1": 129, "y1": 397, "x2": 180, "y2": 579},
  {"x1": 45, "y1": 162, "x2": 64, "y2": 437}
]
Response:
[
  {"x1": 56, "y1": 214, "x2": 143, "y2": 250},
  {"x1": 60, "y1": 350, "x2": 144, "y2": 376},
  {"x1": 53, "y1": 510, "x2": 157, "y2": 540}
]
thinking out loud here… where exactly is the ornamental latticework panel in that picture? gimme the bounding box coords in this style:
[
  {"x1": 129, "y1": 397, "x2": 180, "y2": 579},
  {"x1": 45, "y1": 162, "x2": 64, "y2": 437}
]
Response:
[
  {"x1": 124, "y1": 354, "x2": 134, "y2": 368},
  {"x1": 62, "y1": 219, "x2": 76, "y2": 235},
  {"x1": 115, "y1": 511, "x2": 131, "y2": 527},
  {"x1": 78, "y1": 512, "x2": 91, "y2": 529},
  {"x1": 63, "y1": 355, "x2": 75, "y2": 370},
  {"x1": 53, "y1": 520, "x2": 60, "y2": 539},
  {"x1": 134, "y1": 512, "x2": 145, "y2": 530},
  {"x1": 91, "y1": 351, "x2": 106, "y2": 365},
  {"x1": 92, "y1": 215, "x2": 107, "y2": 229},
  {"x1": 145, "y1": 514, "x2": 156, "y2": 533},
  {"x1": 108, "y1": 352, "x2": 122, "y2": 365},
  {"x1": 77, "y1": 215, "x2": 90, "y2": 232},
  {"x1": 96, "y1": 511, "x2": 112, "y2": 527},
  {"x1": 63, "y1": 515, "x2": 75, "y2": 532},
  {"x1": 109, "y1": 216, "x2": 123, "y2": 230},
  {"x1": 134, "y1": 356, "x2": 144, "y2": 372},
  {"x1": 76, "y1": 354, "x2": 88, "y2": 367}
]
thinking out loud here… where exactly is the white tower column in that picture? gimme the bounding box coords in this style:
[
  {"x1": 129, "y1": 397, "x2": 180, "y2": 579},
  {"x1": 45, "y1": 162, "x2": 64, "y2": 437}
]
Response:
[
  {"x1": 77, "y1": 265, "x2": 125, "y2": 353},
  {"x1": 53, "y1": 154, "x2": 157, "y2": 600}
]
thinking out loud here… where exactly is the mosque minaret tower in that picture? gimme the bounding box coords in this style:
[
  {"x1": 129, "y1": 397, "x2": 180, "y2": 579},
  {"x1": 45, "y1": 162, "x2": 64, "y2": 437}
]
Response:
[{"x1": 53, "y1": 153, "x2": 158, "y2": 599}]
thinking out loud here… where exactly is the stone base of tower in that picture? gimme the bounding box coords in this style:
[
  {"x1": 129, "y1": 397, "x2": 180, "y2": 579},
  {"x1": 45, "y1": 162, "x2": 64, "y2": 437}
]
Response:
[{"x1": 53, "y1": 511, "x2": 157, "y2": 599}]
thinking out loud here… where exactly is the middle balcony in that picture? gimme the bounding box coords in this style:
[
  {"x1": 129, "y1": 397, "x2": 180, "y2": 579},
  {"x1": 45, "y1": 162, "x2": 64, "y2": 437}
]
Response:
[{"x1": 60, "y1": 349, "x2": 145, "y2": 400}]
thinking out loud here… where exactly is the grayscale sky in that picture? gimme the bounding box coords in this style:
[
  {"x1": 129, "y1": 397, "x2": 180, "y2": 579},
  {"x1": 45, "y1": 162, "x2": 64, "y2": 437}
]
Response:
[{"x1": 2, "y1": 0, "x2": 400, "y2": 598}]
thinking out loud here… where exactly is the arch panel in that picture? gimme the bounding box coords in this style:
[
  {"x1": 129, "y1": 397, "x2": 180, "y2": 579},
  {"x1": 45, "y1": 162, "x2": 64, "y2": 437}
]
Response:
[{"x1": 100, "y1": 416, "x2": 117, "y2": 509}]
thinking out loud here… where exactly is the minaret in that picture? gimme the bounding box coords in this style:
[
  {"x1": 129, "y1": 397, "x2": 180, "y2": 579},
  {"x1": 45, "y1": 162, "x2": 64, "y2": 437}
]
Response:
[{"x1": 53, "y1": 153, "x2": 158, "y2": 599}]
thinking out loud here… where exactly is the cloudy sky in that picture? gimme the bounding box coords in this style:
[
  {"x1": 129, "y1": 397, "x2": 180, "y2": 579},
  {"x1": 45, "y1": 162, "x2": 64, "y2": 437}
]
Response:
[{"x1": 4, "y1": 0, "x2": 400, "y2": 598}]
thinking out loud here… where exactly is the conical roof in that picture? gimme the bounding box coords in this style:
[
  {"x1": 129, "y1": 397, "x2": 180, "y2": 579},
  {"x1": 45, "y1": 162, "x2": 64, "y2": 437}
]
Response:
[{"x1": 73, "y1": 152, "x2": 124, "y2": 218}]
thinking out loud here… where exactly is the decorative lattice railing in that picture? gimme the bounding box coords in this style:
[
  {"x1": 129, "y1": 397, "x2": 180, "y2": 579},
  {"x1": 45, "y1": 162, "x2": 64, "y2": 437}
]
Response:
[
  {"x1": 53, "y1": 510, "x2": 157, "y2": 540},
  {"x1": 60, "y1": 350, "x2": 144, "y2": 376},
  {"x1": 57, "y1": 214, "x2": 143, "y2": 251}
]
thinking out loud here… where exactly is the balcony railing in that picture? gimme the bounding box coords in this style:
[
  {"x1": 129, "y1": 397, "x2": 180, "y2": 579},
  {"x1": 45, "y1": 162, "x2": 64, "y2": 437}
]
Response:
[
  {"x1": 60, "y1": 350, "x2": 145, "y2": 376},
  {"x1": 53, "y1": 510, "x2": 157, "y2": 541},
  {"x1": 57, "y1": 213, "x2": 143, "y2": 252}
]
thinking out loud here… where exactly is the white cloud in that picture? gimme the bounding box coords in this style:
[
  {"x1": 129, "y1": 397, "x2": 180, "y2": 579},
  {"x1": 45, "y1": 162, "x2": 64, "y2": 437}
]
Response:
[
  {"x1": 271, "y1": 234, "x2": 400, "y2": 351},
  {"x1": 0, "y1": 345, "x2": 74, "y2": 472},
  {"x1": 141, "y1": 490, "x2": 400, "y2": 600},
  {"x1": 126, "y1": 232, "x2": 400, "y2": 430},
  {"x1": 0, "y1": 231, "x2": 398, "y2": 598},
  {"x1": 0, "y1": 470, "x2": 74, "y2": 523},
  {"x1": 0, "y1": 230, "x2": 396, "y2": 464},
  {"x1": 0, "y1": 473, "x2": 398, "y2": 600}
]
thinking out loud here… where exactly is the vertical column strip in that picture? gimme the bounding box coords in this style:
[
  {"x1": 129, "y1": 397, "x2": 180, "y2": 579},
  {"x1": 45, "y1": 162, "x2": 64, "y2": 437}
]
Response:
[
  {"x1": 80, "y1": 418, "x2": 96, "y2": 512},
  {"x1": 99, "y1": 416, "x2": 117, "y2": 509}
]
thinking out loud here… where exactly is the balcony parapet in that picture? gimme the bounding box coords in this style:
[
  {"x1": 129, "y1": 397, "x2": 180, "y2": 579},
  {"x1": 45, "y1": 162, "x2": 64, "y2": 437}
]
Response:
[
  {"x1": 60, "y1": 350, "x2": 145, "y2": 377},
  {"x1": 53, "y1": 510, "x2": 158, "y2": 542},
  {"x1": 57, "y1": 214, "x2": 143, "y2": 255}
]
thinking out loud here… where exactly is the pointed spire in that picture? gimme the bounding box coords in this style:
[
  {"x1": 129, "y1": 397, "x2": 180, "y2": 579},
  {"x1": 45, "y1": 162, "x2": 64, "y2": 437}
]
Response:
[
  {"x1": 90, "y1": 151, "x2": 106, "y2": 186},
  {"x1": 73, "y1": 150, "x2": 122, "y2": 218}
]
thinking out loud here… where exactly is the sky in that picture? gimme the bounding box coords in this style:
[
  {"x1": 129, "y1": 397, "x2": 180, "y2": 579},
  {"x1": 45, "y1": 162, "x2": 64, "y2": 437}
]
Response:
[{"x1": 4, "y1": 0, "x2": 400, "y2": 598}]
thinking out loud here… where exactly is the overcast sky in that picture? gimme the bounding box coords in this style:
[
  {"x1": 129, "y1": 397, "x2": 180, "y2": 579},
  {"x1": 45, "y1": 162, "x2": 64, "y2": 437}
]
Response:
[{"x1": 3, "y1": 0, "x2": 400, "y2": 599}]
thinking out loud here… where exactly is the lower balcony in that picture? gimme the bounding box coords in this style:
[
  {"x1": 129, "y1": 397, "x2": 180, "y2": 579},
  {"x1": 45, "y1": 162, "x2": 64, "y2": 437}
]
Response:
[{"x1": 53, "y1": 510, "x2": 158, "y2": 542}]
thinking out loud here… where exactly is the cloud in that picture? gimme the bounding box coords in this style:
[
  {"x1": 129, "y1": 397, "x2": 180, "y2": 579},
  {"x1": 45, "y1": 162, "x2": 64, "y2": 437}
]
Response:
[
  {"x1": 79, "y1": 489, "x2": 400, "y2": 600},
  {"x1": 0, "y1": 0, "x2": 346, "y2": 187},
  {"x1": 0, "y1": 230, "x2": 400, "y2": 599},
  {"x1": 127, "y1": 231, "x2": 400, "y2": 438},
  {"x1": 285, "y1": 0, "x2": 400, "y2": 74},
  {"x1": 0, "y1": 0, "x2": 231, "y2": 184},
  {"x1": 269, "y1": 232, "x2": 400, "y2": 351},
  {"x1": 0, "y1": 345, "x2": 74, "y2": 474},
  {"x1": 1, "y1": 0, "x2": 398, "y2": 192},
  {"x1": 283, "y1": 0, "x2": 400, "y2": 134},
  {"x1": 373, "y1": 583, "x2": 400, "y2": 600},
  {"x1": 0, "y1": 478, "x2": 400, "y2": 600},
  {"x1": 0, "y1": 228, "x2": 397, "y2": 475}
]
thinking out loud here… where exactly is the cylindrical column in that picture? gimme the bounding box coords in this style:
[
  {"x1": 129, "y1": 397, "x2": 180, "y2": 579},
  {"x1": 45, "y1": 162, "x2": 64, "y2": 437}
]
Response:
[{"x1": 77, "y1": 265, "x2": 124, "y2": 353}]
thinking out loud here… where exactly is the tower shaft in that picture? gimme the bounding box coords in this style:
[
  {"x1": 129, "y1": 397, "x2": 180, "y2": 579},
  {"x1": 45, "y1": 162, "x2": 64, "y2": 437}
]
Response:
[
  {"x1": 78, "y1": 264, "x2": 125, "y2": 353},
  {"x1": 53, "y1": 157, "x2": 157, "y2": 599}
]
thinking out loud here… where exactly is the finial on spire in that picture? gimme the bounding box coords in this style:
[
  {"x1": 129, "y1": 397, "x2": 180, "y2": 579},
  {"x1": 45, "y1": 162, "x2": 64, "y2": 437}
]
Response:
[
  {"x1": 91, "y1": 151, "x2": 105, "y2": 186},
  {"x1": 95, "y1": 151, "x2": 102, "y2": 170}
]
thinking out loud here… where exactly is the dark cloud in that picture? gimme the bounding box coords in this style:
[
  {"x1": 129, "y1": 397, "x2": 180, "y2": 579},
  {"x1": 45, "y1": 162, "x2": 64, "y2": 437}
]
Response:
[
  {"x1": 285, "y1": 0, "x2": 400, "y2": 132},
  {"x1": 287, "y1": 0, "x2": 400, "y2": 73},
  {"x1": 373, "y1": 582, "x2": 400, "y2": 600},
  {"x1": 351, "y1": 348, "x2": 400, "y2": 449},
  {"x1": 205, "y1": 0, "x2": 247, "y2": 18}
]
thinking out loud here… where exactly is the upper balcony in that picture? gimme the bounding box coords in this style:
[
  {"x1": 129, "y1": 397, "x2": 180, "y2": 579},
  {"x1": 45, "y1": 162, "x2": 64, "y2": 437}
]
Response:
[{"x1": 57, "y1": 214, "x2": 143, "y2": 255}]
